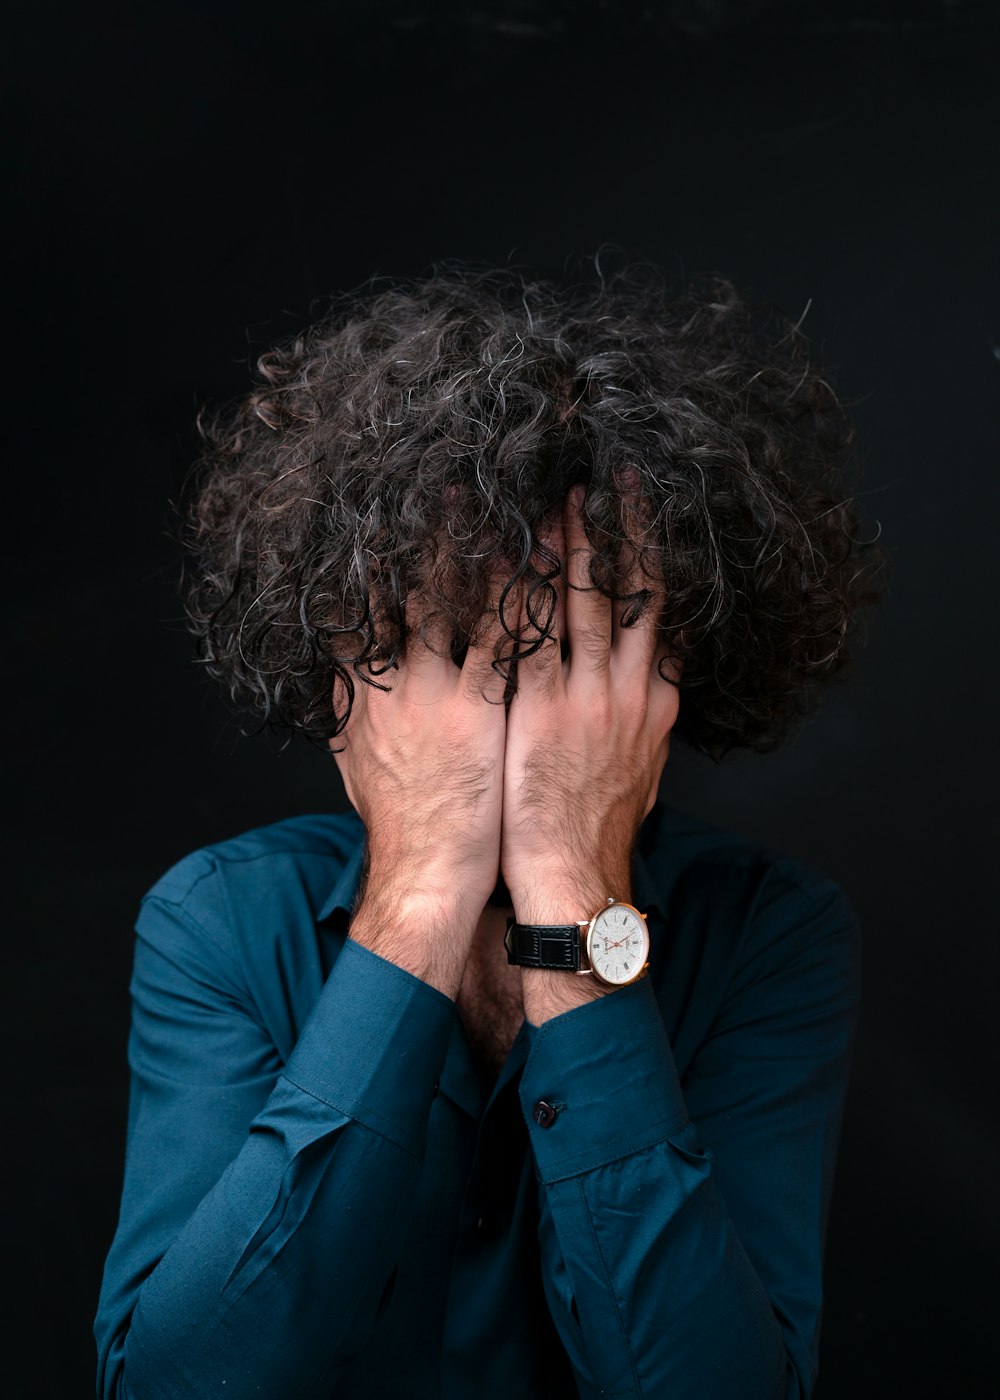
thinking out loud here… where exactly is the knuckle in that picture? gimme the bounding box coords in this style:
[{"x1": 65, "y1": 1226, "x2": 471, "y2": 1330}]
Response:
[
  {"x1": 575, "y1": 625, "x2": 611, "y2": 669},
  {"x1": 621, "y1": 685, "x2": 648, "y2": 723},
  {"x1": 566, "y1": 545, "x2": 595, "y2": 591},
  {"x1": 461, "y1": 665, "x2": 506, "y2": 706},
  {"x1": 588, "y1": 694, "x2": 614, "y2": 730},
  {"x1": 517, "y1": 747, "x2": 562, "y2": 813},
  {"x1": 533, "y1": 637, "x2": 564, "y2": 687},
  {"x1": 529, "y1": 633, "x2": 560, "y2": 667}
]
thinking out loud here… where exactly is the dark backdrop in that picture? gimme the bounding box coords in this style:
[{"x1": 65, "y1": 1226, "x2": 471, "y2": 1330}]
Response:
[{"x1": 6, "y1": 1, "x2": 998, "y2": 1395}]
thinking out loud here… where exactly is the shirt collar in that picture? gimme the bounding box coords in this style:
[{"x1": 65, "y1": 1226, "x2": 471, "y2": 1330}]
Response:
[{"x1": 317, "y1": 815, "x2": 665, "y2": 927}]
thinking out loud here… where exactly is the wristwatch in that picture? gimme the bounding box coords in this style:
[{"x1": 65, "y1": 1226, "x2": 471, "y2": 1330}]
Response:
[{"x1": 504, "y1": 897, "x2": 650, "y2": 987}]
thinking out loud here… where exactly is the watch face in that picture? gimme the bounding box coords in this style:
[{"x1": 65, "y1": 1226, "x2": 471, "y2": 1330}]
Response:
[{"x1": 587, "y1": 903, "x2": 649, "y2": 985}]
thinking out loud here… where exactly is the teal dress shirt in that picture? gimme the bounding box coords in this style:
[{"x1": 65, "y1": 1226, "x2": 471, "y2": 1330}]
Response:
[{"x1": 94, "y1": 799, "x2": 862, "y2": 1399}]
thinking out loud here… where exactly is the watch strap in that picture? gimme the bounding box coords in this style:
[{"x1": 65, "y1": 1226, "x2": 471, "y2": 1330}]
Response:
[{"x1": 504, "y1": 918, "x2": 583, "y2": 971}]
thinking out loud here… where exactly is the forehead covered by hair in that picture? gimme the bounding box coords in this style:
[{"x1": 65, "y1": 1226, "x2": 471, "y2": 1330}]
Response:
[{"x1": 184, "y1": 261, "x2": 884, "y2": 760}]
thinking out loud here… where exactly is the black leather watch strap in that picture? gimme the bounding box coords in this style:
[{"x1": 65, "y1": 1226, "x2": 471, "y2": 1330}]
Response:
[{"x1": 504, "y1": 918, "x2": 582, "y2": 971}]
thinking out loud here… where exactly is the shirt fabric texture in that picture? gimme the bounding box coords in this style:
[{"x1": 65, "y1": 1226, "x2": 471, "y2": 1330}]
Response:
[{"x1": 94, "y1": 799, "x2": 862, "y2": 1400}]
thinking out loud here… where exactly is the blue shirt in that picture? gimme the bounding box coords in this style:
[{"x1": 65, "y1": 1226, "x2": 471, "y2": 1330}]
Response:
[{"x1": 94, "y1": 799, "x2": 862, "y2": 1399}]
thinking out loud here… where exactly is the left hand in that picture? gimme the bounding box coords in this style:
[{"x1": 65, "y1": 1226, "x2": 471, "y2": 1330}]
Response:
[{"x1": 501, "y1": 479, "x2": 681, "y2": 1013}]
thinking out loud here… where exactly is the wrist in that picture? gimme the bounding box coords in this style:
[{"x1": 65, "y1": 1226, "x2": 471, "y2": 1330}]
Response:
[
  {"x1": 510, "y1": 878, "x2": 632, "y2": 929},
  {"x1": 350, "y1": 891, "x2": 477, "y2": 1001},
  {"x1": 365, "y1": 848, "x2": 491, "y2": 917},
  {"x1": 509, "y1": 875, "x2": 640, "y2": 1022},
  {"x1": 521, "y1": 964, "x2": 613, "y2": 1025}
]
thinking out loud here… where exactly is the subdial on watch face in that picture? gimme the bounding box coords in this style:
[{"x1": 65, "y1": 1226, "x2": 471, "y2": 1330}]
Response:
[{"x1": 588, "y1": 906, "x2": 648, "y2": 984}]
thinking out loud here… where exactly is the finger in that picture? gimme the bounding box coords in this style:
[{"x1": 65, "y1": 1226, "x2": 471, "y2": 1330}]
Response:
[
  {"x1": 564, "y1": 483, "x2": 613, "y2": 686},
  {"x1": 461, "y1": 561, "x2": 521, "y2": 706},
  {"x1": 612, "y1": 470, "x2": 667, "y2": 683},
  {"x1": 513, "y1": 514, "x2": 565, "y2": 700},
  {"x1": 546, "y1": 517, "x2": 567, "y2": 649},
  {"x1": 398, "y1": 588, "x2": 458, "y2": 704}
]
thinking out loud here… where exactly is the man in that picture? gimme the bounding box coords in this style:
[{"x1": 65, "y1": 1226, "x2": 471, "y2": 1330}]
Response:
[{"x1": 95, "y1": 263, "x2": 883, "y2": 1398}]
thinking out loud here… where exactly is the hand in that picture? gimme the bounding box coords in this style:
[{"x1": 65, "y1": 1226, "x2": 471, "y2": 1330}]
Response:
[
  {"x1": 329, "y1": 569, "x2": 513, "y2": 970},
  {"x1": 501, "y1": 481, "x2": 681, "y2": 933}
]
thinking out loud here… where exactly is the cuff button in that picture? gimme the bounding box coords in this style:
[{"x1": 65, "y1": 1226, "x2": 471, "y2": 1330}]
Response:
[{"x1": 533, "y1": 1099, "x2": 558, "y2": 1129}]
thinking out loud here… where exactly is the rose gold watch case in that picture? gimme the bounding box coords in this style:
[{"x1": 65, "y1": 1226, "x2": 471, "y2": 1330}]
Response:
[{"x1": 579, "y1": 898, "x2": 650, "y2": 986}]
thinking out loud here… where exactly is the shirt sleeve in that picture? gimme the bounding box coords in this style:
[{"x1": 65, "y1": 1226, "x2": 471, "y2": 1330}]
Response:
[
  {"x1": 94, "y1": 891, "x2": 456, "y2": 1400},
  {"x1": 517, "y1": 863, "x2": 863, "y2": 1400}
]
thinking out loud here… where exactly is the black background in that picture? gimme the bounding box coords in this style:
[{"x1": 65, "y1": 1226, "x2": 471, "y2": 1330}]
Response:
[{"x1": 6, "y1": 1, "x2": 998, "y2": 1395}]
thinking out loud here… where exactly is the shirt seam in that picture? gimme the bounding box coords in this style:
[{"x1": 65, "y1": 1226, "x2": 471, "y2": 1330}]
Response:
[
  {"x1": 279, "y1": 1070, "x2": 424, "y2": 1161},
  {"x1": 197, "y1": 839, "x2": 361, "y2": 872},
  {"x1": 143, "y1": 842, "x2": 361, "y2": 908},
  {"x1": 533, "y1": 1112, "x2": 690, "y2": 1182},
  {"x1": 140, "y1": 844, "x2": 351, "y2": 1021},
  {"x1": 136, "y1": 894, "x2": 251, "y2": 996},
  {"x1": 577, "y1": 1173, "x2": 642, "y2": 1395},
  {"x1": 682, "y1": 849, "x2": 850, "y2": 916}
]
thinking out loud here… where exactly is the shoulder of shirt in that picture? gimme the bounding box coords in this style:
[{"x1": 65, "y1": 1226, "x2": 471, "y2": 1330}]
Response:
[
  {"x1": 647, "y1": 806, "x2": 862, "y2": 1061},
  {"x1": 137, "y1": 811, "x2": 364, "y2": 944},
  {"x1": 649, "y1": 800, "x2": 851, "y2": 899},
  {"x1": 647, "y1": 800, "x2": 862, "y2": 972}
]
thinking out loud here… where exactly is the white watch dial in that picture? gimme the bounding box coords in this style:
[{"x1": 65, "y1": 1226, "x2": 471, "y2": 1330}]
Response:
[{"x1": 587, "y1": 904, "x2": 649, "y2": 985}]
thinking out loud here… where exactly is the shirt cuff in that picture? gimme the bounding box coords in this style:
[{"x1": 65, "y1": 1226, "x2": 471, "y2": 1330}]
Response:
[
  {"x1": 280, "y1": 936, "x2": 457, "y2": 1159},
  {"x1": 518, "y1": 976, "x2": 689, "y2": 1184}
]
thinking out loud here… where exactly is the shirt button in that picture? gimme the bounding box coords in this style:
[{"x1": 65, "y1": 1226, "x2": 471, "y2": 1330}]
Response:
[{"x1": 533, "y1": 1099, "x2": 558, "y2": 1128}]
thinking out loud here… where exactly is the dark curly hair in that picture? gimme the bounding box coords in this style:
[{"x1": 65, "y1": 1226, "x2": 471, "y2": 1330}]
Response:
[{"x1": 182, "y1": 258, "x2": 886, "y2": 762}]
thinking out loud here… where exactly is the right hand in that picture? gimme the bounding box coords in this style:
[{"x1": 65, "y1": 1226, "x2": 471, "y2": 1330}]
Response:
[{"x1": 329, "y1": 567, "x2": 516, "y2": 930}]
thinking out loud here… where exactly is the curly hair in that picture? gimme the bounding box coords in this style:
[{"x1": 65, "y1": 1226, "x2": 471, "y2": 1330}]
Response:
[{"x1": 182, "y1": 258, "x2": 886, "y2": 762}]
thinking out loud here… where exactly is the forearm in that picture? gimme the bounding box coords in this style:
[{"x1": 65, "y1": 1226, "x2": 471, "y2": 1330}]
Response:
[
  {"x1": 100, "y1": 906, "x2": 465, "y2": 1400},
  {"x1": 536, "y1": 1136, "x2": 792, "y2": 1400},
  {"x1": 121, "y1": 1092, "x2": 427, "y2": 1399},
  {"x1": 520, "y1": 980, "x2": 801, "y2": 1400}
]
